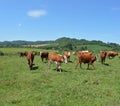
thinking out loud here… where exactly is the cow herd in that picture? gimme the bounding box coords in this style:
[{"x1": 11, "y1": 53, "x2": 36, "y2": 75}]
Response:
[
  {"x1": 20, "y1": 50, "x2": 119, "y2": 72},
  {"x1": 100, "y1": 51, "x2": 118, "y2": 64}
]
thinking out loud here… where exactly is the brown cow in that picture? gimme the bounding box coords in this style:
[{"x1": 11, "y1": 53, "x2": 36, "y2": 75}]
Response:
[
  {"x1": 76, "y1": 52, "x2": 96, "y2": 69},
  {"x1": 100, "y1": 51, "x2": 107, "y2": 64},
  {"x1": 107, "y1": 51, "x2": 118, "y2": 59},
  {"x1": 48, "y1": 53, "x2": 64, "y2": 72},
  {"x1": 20, "y1": 52, "x2": 27, "y2": 57},
  {"x1": 63, "y1": 51, "x2": 71, "y2": 63},
  {"x1": 40, "y1": 52, "x2": 49, "y2": 62},
  {"x1": 26, "y1": 52, "x2": 35, "y2": 70}
]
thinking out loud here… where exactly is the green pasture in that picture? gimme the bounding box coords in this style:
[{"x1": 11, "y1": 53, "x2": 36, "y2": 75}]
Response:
[
  {"x1": 0, "y1": 48, "x2": 120, "y2": 106},
  {"x1": 0, "y1": 47, "x2": 56, "y2": 54}
]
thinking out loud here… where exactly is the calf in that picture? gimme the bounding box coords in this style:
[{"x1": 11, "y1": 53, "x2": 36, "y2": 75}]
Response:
[
  {"x1": 48, "y1": 53, "x2": 64, "y2": 72},
  {"x1": 100, "y1": 51, "x2": 107, "y2": 64},
  {"x1": 107, "y1": 51, "x2": 118, "y2": 59},
  {"x1": 40, "y1": 52, "x2": 49, "y2": 62},
  {"x1": 20, "y1": 52, "x2": 27, "y2": 57},
  {"x1": 26, "y1": 52, "x2": 35, "y2": 70},
  {"x1": 76, "y1": 52, "x2": 96, "y2": 69},
  {"x1": 63, "y1": 51, "x2": 71, "y2": 63}
]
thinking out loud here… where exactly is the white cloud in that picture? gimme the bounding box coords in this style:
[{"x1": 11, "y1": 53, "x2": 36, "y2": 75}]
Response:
[
  {"x1": 27, "y1": 10, "x2": 47, "y2": 17},
  {"x1": 18, "y1": 23, "x2": 22, "y2": 27}
]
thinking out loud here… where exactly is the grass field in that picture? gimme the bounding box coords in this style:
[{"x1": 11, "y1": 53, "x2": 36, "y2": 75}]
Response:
[{"x1": 0, "y1": 48, "x2": 120, "y2": 106}]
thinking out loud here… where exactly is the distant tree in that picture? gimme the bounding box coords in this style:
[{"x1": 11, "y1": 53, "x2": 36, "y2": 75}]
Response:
[{"x1": 64, "y1": 43, "x2": 73, "y2": 50}]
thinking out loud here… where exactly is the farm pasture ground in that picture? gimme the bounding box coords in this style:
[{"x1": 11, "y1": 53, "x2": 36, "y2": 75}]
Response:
[{"x1": 0, "y1": 48, "x2": 120, "y2": 106}]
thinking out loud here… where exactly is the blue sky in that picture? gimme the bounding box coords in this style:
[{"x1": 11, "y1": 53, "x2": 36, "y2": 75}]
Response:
[{"x1": 0, "y1": 0, "x2": 120, "y2": 44}]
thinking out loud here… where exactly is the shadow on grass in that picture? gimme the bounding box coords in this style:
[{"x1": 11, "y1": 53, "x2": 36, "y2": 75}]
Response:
[
  {"x1": 68, "y1": 60, "x2": 74, "y2": 63},
  {"x1": 53, "y1": 68, "x2": 68, "y2": 72},
  {"x1": 32, "y1": 66, "x2": 39, "y2": 70},
  {"x1": 86, "y1": 68, "x2": 95, "y2": 70},
  {"x1": 43, "y1": 61, "x2": 48, "y2": 64},
  {"x1": 103, "y1": 63, "x2": 109, "y2": 66}
]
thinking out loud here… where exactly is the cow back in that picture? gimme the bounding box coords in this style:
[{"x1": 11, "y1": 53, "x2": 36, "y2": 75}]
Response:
[
  {"x1": 78, "y1": 52, "x2": 95, "y2": 63},
  {"x1": 48, "y1": 53, "x2": 64, "y2": 62}
]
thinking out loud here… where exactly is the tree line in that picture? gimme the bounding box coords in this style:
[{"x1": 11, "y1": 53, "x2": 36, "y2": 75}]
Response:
[{"x1": 0, "y1": 37, "x2": 120, "y2": 51}]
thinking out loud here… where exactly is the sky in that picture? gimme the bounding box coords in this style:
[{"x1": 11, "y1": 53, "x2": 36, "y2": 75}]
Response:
[{"x1": 0, "y1": 0, "x2": 120, "y2": 44}]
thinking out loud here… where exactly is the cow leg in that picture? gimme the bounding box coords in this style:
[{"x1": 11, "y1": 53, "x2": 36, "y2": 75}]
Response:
[
  {"x1": 30, "y1": 64, "x2": 32, "y2": 70},
  {"x1": 32, "y1": 56, "x2": 34, "y2": 65},
  {"x1": 90, "y1": 64, "x2": 95, "y2": 69},
  {"x1": 29, "y1": 59, "x2": 33, "y2": 70},
  {"x1": 91, "y1": 64, "x2": 95, "y2": 69},
  {"x1": 56, "y1": 62, "x2": 62, "y2": 72},
  {"x1": 57, "y1": 65, "x2": 61, "y2": 72},
  {"x1": 103, "y1": 59, "x2": 105, "y2": 64},
  {"x1": 75, "y1": 60, "x2": 79, "y2": 69},
  {"x1": 64, "y1": 55, "x2": 67, "y2": 63},
  {"x1": 101, "y1": 59, "x2": 103, "y2": 64},
  {"x1": 45, "y1": 58, "x2": 47, "y2": 62},
  {"x1": 27, "y1": 59, "x2": 32, "y2": 70},
  {"x1": 41, "y1": 57, "x2": 43, "y2": 62},
  {"x1": 28, "y1": 61, "x2": 32, "y2": 70},
  {"x1": 80, "y1": 62, "x2": 82, "y2": 69},
  {"x1": 87, "y1": 64, "x2": 89, "y2": 69},
  {"x1": 68, "y1": 56, "x2": 70, "y2": 62},
  {"x1": 89, "y1": 63, "x2": 95, "y2": 70},
  {"x1": 45, "y1": 58, "x2": 48, "y2": 63}
]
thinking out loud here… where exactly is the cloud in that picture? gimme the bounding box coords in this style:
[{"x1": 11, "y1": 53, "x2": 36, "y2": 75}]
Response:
[
  {"x1": 112, "y1": 7, "x2": 120, "y2": 11},
  {"x1": 27, "y1": 10, "x2": 47, "y2": 17},
  {"x1": 18, "y1": 23, "x2": 22, "y2": 27}
]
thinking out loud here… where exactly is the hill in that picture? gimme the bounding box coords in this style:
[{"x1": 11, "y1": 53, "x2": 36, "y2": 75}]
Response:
[
  {"x1": 0, "y1": 37, "x2": 120, "y2": 51},
  {"x1": 54, "y1": 37, "x2": 120, "y2": 51}
]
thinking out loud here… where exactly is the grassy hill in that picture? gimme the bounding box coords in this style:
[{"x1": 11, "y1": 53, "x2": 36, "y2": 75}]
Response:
[
  {"x1": 0, "y1": 37, "x2": 120, "y2": 52},
  {"x1": 54, "y1": 37, "x2": 120, "y2": 51}
]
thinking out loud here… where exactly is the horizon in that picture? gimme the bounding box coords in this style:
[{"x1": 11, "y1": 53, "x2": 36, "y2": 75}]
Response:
[
  {"x1": 0, "y1": 0, "x2": 120, "y2": 44},
  {"x1": 0, "y1": 37, "x2": 120, "y2": 45}
]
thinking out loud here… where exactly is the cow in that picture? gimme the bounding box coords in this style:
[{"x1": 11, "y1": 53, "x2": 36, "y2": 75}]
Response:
[
  {"x1": 78, "y1": 50, "x2": 92, "y2": 54},
  {"x1": 63, "y1": 51, "x2": 71, "y2": 63},
  {"x1": 107, "y1": 51, "x2": 118, "y2": 59},
  {"x1": 75, "y1": 51, "x2": 96, "y2": 69},
  {"x1": 20, "y1": 52, "x2": 27, "y2": 57},
  {"x1": 48, "y1": 52, "x2": 64, "y2": 72},
  {"x1": 40, "y1": 52, "x2": 49, "y2": 62},
  {"x1": 26, "y1": 52, "x2": 35, "y2": 70},
  {"x1": 100, "y1": 51, "x2": 107, "y2": 64},
  {"x1": 0, "y1": 51, "x2": 4, "y2": 56}
]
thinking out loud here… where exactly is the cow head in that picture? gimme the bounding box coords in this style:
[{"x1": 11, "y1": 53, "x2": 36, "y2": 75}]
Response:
[{"x1": 91, "y1": 56, "x2": 97, "y2": 63}]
